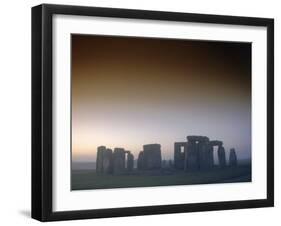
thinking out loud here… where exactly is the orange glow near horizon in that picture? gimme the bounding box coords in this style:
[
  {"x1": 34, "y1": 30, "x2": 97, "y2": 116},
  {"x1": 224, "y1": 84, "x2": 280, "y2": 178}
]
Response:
[{"x1": 71, "y1": 35, "x2": 252, "y2": 162}]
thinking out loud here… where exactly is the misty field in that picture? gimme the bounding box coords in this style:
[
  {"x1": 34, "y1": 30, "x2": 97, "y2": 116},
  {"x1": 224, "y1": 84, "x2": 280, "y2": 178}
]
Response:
[{"x1": 71, "y1": 164, "x2": 251, "y2": 190}]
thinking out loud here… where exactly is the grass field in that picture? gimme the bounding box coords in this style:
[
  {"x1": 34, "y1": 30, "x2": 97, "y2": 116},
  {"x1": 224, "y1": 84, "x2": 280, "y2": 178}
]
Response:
[{"x1": 71, "y1": 164, "x2": 251, "y2": 190}]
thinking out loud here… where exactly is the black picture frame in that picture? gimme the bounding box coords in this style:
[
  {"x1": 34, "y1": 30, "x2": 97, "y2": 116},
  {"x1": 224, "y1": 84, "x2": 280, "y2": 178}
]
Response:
[{"x1": 32, "y1": 3, "x2": 274, "y2": 222}]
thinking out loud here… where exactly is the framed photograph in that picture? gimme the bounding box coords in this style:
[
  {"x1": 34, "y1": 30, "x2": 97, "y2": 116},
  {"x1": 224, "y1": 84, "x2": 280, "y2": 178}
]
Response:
[{"x1": 32, "y1": 4, "x2": 274, "y2": 221}]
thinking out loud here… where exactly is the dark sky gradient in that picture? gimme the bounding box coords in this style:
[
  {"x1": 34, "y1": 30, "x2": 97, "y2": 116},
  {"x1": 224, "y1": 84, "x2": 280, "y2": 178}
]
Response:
[{"x1": 71, "y1": 34, "x2": 251, "y2": 162}]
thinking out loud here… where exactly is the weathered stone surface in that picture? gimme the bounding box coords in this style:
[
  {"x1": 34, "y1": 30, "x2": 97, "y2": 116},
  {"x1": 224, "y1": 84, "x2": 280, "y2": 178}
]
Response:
[
  {"x1": 96, "y1": 147, "x2": 136, "y2": 174},
  {"x1": 137, "y1": 144, "x2": 162, "y2": 170},
  {"x1": 187, "y1": 136, "x2": 209, "y2": 143},
  {"x1": 218, "y1": 145, "x2": 226, "y2": 168},
  {"x1": 126, "y1": 152, "x2": 134, "y2": 171},
  {"x1": 98, "y1": 136, "x2": 235, "y2": 175},
  {"x1": 198, "y1": 140, "x2": 211, "y2": 170},
  {"x1": 174, "y1": 142, "x2": 186, "y2": 169},
  {"x1": 174, "y1": 136, "x2": 231, "y2": 171},
  {"x1": 113, "y1": 148, "x2": 126, "y2": 174},
  {"x1": 143, "y1": 144, "x2": 162, "y2": 170},
  {"x1": 137, "y1": 151, "x2": 145, "y2": 170},
  {"x1": 96, "y1": 146, "x2": 106, "y2": 173},
  {"x1": 209, "y1": 140, "x2": 223, "y2": 146},
  {"x1": 229, "y1": 148, "x2": 238, "y2": 167},
  {"x1": 185, "y1": 140, "x2": 199, "y2": 171},
  {"x1": 206, "y1": 144, "x2": 214, "y2": 168},
  {"x1": 102, "y1": 149, "x2": 113, "y2": 173},
  {"x1": 96, "y1": 146, "x2": 113, "y2": 174}
]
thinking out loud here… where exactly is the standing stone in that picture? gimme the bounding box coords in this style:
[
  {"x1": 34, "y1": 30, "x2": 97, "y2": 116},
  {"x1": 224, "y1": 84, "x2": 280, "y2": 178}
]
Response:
[
  {"x1": 174, "y1": 142, "x2": 186, "y2": 169},
  {"x1": 126, "y1": 152, "x2": 134, "y2": 171},
  {"x1": 218, "y1": 145, "x2": 226, "y2": 168},
  {"x1": 229, "y1": 148, "x2": 238, "y2": 167},
  {"x1": 185, "y1": 136, "x2": 210, "y2": 171},
  {"x1": 102, "y1": 149, "x2": 113, "y2": 173},
  {"x1": 143, "y1": 144, "x2": 162, "y2": 170},
  {"x1": 137, "y1": 144, "x2": 162, "y2": 170},
  {"x1": 197, "y1": 137, "x2": 210, "y2": 170},
  {"x1": 175, "y1": 136, "x2": 230, "y2": 171},
  {"x1": 113, "y1": 148, "x2": 126, "y2": 174},
  {"x1": 96, "y1": 146, "x2": 106, "y2": 173},
  {"x1": 185, "y1": 140, "x2": 198, "y2": 171},
  {"x1": 96, "y1": 146, "x2": 113, "y2": 174},
  {"x1": 137, "y1": 151, "x2": 144, "y2": 170},
  {"x1": 207, "y1": 144, "x2": 214, "y2": 168}
]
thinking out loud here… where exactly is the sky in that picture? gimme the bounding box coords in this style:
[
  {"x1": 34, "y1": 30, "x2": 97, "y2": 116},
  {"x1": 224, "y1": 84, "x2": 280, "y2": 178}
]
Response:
[{"x1": 71, "y1": 34, "x2": 251, "y2": 162}]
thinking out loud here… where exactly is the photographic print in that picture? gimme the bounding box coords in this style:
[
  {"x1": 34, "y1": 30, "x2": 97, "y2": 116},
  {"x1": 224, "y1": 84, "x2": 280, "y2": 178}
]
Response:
[
  {"x1": 32, "y1": 4, "x2": 273, "y2": 221},
  {"x1": 71, "y1": 34, "x2": 252, "y2": 190}
]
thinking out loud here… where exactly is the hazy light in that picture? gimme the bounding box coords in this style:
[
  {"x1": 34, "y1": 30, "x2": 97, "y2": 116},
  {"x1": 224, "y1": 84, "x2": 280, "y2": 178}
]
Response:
[{"x1": 72, "y1": 35, "x2": 251, "y2": 162}]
